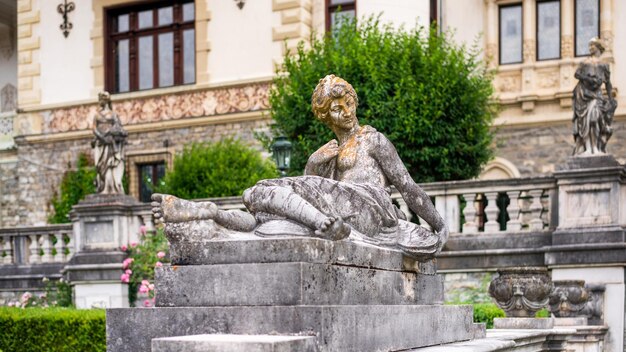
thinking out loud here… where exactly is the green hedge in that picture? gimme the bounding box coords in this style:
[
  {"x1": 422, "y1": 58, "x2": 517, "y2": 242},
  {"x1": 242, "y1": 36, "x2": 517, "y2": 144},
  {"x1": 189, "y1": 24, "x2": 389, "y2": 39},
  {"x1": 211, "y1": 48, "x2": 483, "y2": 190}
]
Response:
[
  {"x1": 472, "y1": 303, "x2": 506, "y2": 329},
  {"x1": 0, "y1": 308, "x2": 105, "y2": 352}
]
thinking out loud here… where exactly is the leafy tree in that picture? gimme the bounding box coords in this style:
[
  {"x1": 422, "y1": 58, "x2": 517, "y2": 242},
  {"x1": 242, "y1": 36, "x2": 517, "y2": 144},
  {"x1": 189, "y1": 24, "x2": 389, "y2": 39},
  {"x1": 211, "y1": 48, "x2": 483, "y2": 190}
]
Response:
[
  {"x1": 268, "y1": 17, "x2": 497, "y2": 181},
  {"x1": 49, "y1": 154, "x2": 96, "y2": 224},
  {"x1": 157, "y1": 139, "x2": 278, "y2": 199}
]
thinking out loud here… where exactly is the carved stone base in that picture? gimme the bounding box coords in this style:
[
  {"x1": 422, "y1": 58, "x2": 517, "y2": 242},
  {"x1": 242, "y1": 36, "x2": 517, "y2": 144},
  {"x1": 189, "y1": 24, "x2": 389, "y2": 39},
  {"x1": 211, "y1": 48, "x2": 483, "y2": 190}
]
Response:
[{"x1": 107, "y1": 305, "x2": 482, "y2": 352}]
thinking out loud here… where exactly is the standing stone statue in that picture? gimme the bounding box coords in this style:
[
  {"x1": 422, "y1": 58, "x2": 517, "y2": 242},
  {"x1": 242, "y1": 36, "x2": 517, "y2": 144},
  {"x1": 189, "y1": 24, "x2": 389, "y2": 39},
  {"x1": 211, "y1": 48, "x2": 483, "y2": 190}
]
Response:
[
  {"x1": 92, "y1": 91, "x2": 128, "y2": 194},
  {"x1": 152, "y1": 75, "x2": 449, "y2": 260},
  {"x1": 572, "y1": 37, "x2": 617, "y2": 155}
]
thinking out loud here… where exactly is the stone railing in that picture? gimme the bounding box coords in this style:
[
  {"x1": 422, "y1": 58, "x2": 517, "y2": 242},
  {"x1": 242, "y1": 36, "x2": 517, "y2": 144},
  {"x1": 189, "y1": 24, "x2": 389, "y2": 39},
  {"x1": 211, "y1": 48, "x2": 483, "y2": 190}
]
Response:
[
  {"x1": 170, "y1": 177, "x2": 558, "y2": 236},
  {"x1": 417, "y1": 176, "x2": 557, "y2": 235},
  {"x1": 0, "y1": 224, "x2": 74, "y2": 265}
]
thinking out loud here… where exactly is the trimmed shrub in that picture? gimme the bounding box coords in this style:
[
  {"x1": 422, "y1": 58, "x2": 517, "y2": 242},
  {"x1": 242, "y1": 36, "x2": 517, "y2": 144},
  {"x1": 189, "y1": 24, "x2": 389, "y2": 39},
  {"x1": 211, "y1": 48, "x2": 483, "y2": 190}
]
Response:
[
  {"x1": 49, "y1": 154, "x2": 96, "y2": 224},
  {"x1": 0, "y1": 307, "x2": 105, "y2": 351},
  {"x1": 473, "y1": 303, "x2": 506, "y2": 329},
  {"x1": 268, "y1": 17, "x2": 496, "y2": 181},
  {"x1": 157, "y1": 139, "x2": 278, "y2": 199}
]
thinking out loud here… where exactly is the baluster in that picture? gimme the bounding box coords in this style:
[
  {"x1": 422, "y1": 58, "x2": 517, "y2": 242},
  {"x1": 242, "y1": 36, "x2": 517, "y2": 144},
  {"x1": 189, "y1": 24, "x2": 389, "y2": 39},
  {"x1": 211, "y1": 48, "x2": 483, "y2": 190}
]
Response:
[
  {"x1": 41, "y1": 234, "x2": 53, "y2": 263},
  {"x1": 528, "y1": 189, "x2": 545, "y2": 231},
  {"x1": 141, "y1": 214, "x2": 155, "y2": 234},
  {"x1": 395, "y1": 197, "x2": 413, "y2": 222},
  {"x1": 483, "y1": 192, "x2": 500, "y2": 233},
  {"x1": 2, "y1": 237, "x2": 12, "y2": 264},
  {"x1": 51, "y1": 233, "x2": 62, "y2": 263},
  {"x1": 462, "y1": 193, "x2": 478, "y2": 233},
  {"x1": 63, "y1": 233, "x2": 74, "y2": 261},
  {"x1": 28, "y1": 235, "x2": 41, "y2": 264},
  {"x1": 506, "y1": 190, "x2": 522, "y2": 232},
  {"x1": 540, "y1": 191, "x2": 550, "y2": 227}
]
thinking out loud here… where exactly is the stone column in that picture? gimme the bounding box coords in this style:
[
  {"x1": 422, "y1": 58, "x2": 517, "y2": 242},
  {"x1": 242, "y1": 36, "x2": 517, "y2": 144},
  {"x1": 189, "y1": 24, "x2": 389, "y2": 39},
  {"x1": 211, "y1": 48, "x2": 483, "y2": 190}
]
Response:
[
  {"x1": 519, "y1": 0, "x2": 537, "y2": 111},
  {"x1": 484, "y1": 0, "x2": 497, "y2": 69},
  {"x1": 557, "y1": 0, "x2": 576, "y2": 107},
  {"x1": 64, "y1": 193, "x2": 144, "y2": 309},
  {"x1": 600, "y1": 0, "x2": 613, "y2": 59}
]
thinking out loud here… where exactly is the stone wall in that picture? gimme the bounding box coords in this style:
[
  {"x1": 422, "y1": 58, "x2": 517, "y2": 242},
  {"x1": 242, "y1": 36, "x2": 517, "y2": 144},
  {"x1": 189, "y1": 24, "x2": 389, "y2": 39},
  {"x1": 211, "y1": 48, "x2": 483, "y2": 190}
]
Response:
[
  {"x1": 493, "y1": 118, "x2": 626, "y2": 176},
  {"x1": 12, "y1": 118, "x2": 269, "y2": 226},
  {"x1": 0, "y1": 159, "x2": 19, "y2": 227}
]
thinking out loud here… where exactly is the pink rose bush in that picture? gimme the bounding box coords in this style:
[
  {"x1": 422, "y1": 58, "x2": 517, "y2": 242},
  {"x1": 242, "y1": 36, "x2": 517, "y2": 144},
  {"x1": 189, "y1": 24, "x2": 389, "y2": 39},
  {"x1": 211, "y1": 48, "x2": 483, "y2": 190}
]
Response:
[
  {"x1": 5, "y1": 277, "x2": 73, "y2": 308},
  {"x1": 120, "y1": 227, "x2": 169, "y2": 307}
]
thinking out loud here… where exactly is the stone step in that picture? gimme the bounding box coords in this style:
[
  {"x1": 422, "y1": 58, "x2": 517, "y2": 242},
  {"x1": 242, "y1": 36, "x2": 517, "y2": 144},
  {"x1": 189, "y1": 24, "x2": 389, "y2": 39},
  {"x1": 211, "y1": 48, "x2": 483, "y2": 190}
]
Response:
[
  {"x1": 155, "y1": 262, "x2": 443, "y2": 307},
  {"x1": 107, "y1": 304, "x2": 483, "y2": 352},
  {"x1": 152, "y1": 334, "x2": 317, "y2": 352}
]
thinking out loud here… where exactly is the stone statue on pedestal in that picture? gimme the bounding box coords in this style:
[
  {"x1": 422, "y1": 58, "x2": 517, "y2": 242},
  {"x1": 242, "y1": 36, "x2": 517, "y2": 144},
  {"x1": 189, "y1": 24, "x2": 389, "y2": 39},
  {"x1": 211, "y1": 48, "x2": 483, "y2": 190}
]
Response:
[
  {"x1": 572, "y1": 37, "x2": 617, "y2": 155},
  {"x1": 92, "y1": 91, "x2": 127, "y2": 194},
  {"x1": 152, "y1": 75, "x2": 449, "y2": 260}
]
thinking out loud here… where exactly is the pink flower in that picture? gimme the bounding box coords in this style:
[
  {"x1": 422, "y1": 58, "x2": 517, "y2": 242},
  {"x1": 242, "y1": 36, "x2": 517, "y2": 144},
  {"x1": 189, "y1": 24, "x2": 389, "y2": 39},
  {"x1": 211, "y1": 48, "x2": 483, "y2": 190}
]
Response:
[
  {"x1": 130, "y1": 242, "x2": 138, "y2": 248},
  {"x1": 122, "y1": 258, "x2": 134, "y2": 269},
  {"x1": 139, "y1": 225, "x2": 147, "y2": 236},
  {"x1": 141, "y1": 280, "x2": 150, "y2": 286},
  {"x1": 155, "y1": 261, "x2": 163, "y2": 268},
  {"x1": 139, "y1": 285, "x2": 149, "y2": 294},
  {"x1": 143, "y1": 299, "x2": 152, "y2": 307},
  {"x1": 120, "y1": 273, "x2": 130, "y2": 283},
  {"x1": 148, "y1": 284, "x2": 155, "y2": 291},
  {"x1": 120, "y1": 245, "x2": 128, "y2": 252},
  {"x1": 157, "y1": 251, "x2": 166, "y2": 259},
  {"x1": 125, "y1": 269, "x2": 132, "y2": 275}
]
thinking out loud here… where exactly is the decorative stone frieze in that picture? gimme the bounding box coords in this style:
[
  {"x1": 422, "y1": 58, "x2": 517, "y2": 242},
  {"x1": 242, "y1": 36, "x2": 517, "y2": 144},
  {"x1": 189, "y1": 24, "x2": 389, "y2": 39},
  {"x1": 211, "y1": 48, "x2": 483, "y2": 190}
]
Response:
[{"x1": 42, "y1": 82, "x2": 271, "y2": 134}]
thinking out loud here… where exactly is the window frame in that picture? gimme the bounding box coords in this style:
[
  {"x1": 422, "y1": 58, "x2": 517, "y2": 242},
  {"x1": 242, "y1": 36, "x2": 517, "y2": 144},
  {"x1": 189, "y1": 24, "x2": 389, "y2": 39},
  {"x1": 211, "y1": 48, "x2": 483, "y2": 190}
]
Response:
[
  {"x1": 325, "y1": 0, "x2": 356, "y2": 32},
  {"x1": 137, "y1": 161, "x2": 167, "y2": 203},
  {"x1": 498, "y1": 3, "x2": 524, "y2": 65},
  {"x1": 104, "y1": 0, "x2": 196, "y2": 94},
  {"x1": 574, "y1": 0, "x2": 600, "y2": 57},
  {"x1": 536, "y1": 0, "x2": 561, "y2": 61}
]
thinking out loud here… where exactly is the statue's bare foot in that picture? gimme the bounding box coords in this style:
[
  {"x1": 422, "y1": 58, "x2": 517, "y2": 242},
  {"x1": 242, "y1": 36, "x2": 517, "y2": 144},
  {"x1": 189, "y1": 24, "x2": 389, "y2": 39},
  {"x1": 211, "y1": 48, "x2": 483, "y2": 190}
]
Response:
[
  {"x1": 151, "y1": 193, "x2": 217, "y2": 224},
  {"x1": 314, "y1": 216, "x2": 351, "y2": 241}
]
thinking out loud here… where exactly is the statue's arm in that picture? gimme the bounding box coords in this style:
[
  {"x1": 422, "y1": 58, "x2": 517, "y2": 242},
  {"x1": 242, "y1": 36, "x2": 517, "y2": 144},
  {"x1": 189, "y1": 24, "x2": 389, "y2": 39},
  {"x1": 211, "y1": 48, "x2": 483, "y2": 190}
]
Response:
[
  {"x1": 604, "y1": 67, "x2": 614, "y2": 101},
  {"x1": 372, "y1": 133, "x2": 446, "y2": 234},
  {"x1": 304, "y1": 140, "x2": 338, "y2": 176}
]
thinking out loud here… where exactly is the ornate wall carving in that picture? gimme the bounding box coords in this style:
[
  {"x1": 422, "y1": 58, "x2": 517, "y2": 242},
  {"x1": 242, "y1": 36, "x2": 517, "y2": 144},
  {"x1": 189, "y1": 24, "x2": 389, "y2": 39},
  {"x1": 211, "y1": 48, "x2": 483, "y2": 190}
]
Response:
[
  {"x1": 523, "y1": 39, "x2": 535, "y2": 63},
  {"x1": 561, "y1": 35, "x2": 573, "y2": 59},
  {"x1": 1, "y1": 84, "x2": 17, "y2": 112},
  {"x1": 537, "y1": 70, "x2": 559, "y2": 89},
  {"x1": 496, "y1": 74, "x2": 521, "y2": 93},
  {"x1": 0, "y1": 116, "x2": 13, "y2": 135},
  {"x1": 43, "y1": 82, "x2": 271, "y2": 134}
]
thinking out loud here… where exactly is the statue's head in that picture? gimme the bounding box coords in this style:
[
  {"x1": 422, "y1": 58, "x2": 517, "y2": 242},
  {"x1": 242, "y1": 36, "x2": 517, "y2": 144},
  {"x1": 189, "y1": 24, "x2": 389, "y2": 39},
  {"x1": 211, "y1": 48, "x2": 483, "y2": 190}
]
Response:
[
  {"x1": 311, "y1": 75, "x2": 359, "y2": 125},
  {"x1": 588, "y1": 37, "x2": 605, "y2": 56},
  {"x1": 98, "y1": 91, "x2": 112, "y2": 109}
]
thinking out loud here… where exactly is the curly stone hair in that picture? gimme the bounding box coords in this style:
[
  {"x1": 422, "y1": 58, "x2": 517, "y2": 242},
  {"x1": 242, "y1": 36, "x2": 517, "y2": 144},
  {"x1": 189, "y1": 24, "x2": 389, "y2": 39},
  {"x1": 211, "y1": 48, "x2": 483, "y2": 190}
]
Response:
[
  {"x1": 311, "y1": 75, "x2": 359, "y2": 124},
  {"x1": 589, "y1": 37, "x2": 605, "y2": 54}
]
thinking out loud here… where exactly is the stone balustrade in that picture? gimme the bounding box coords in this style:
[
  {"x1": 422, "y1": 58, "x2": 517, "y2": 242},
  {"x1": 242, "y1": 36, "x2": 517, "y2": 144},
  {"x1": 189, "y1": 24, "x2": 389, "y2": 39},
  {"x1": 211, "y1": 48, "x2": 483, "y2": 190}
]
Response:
[
  {"x1": 0, "y1": 224, "x2": 74, "y2": 266},
  {"x1": 417, "y1": 176, "x2": 557, "y2": 235}
]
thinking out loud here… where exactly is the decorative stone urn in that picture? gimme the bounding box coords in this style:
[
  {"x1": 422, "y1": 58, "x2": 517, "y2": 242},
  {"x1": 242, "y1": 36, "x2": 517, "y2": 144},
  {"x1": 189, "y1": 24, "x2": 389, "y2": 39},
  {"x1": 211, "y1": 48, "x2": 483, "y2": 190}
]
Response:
[
  {"x1": 548, "y1": 280, "x2": 589, "y2": 317},
  {"x1": 488, "y1": 267, "x2": 553, "y2": 317}
]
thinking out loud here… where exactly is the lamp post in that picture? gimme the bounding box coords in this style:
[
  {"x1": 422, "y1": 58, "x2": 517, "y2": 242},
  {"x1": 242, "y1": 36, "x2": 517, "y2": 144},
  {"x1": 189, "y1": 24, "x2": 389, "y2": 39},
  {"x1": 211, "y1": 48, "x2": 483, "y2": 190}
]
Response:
[{"x1": 271, "y1": 136, "x2": 292, "y2": 177}]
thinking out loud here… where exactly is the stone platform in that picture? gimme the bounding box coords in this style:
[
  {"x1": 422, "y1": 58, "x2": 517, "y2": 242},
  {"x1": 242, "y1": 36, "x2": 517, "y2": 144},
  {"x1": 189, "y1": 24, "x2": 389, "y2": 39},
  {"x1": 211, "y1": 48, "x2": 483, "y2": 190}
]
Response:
[{"x1": 107, "y1": 237, "x2": 484, "y2": 352}]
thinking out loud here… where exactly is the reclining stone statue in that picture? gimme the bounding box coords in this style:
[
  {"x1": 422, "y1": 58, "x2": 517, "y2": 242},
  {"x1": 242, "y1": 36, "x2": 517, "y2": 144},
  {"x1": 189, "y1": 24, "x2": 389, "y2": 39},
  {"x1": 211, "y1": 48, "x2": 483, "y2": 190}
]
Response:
[{"x1": 152, "y1": 75, "x2": 448, "y2": 260}]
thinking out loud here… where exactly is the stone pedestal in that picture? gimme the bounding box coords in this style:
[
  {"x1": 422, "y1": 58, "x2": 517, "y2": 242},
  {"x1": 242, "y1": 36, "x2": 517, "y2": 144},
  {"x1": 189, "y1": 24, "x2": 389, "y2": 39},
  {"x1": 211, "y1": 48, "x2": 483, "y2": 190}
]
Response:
[
  {"x1": 65, "y1": 193, "x2": 144, "y2": 309},
  {"x1": 107, "y1": 237, "x2": 485, "y2": 352},
  {"x1": 550, "y1": 155, "x2": 626, "y2": 352}
]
